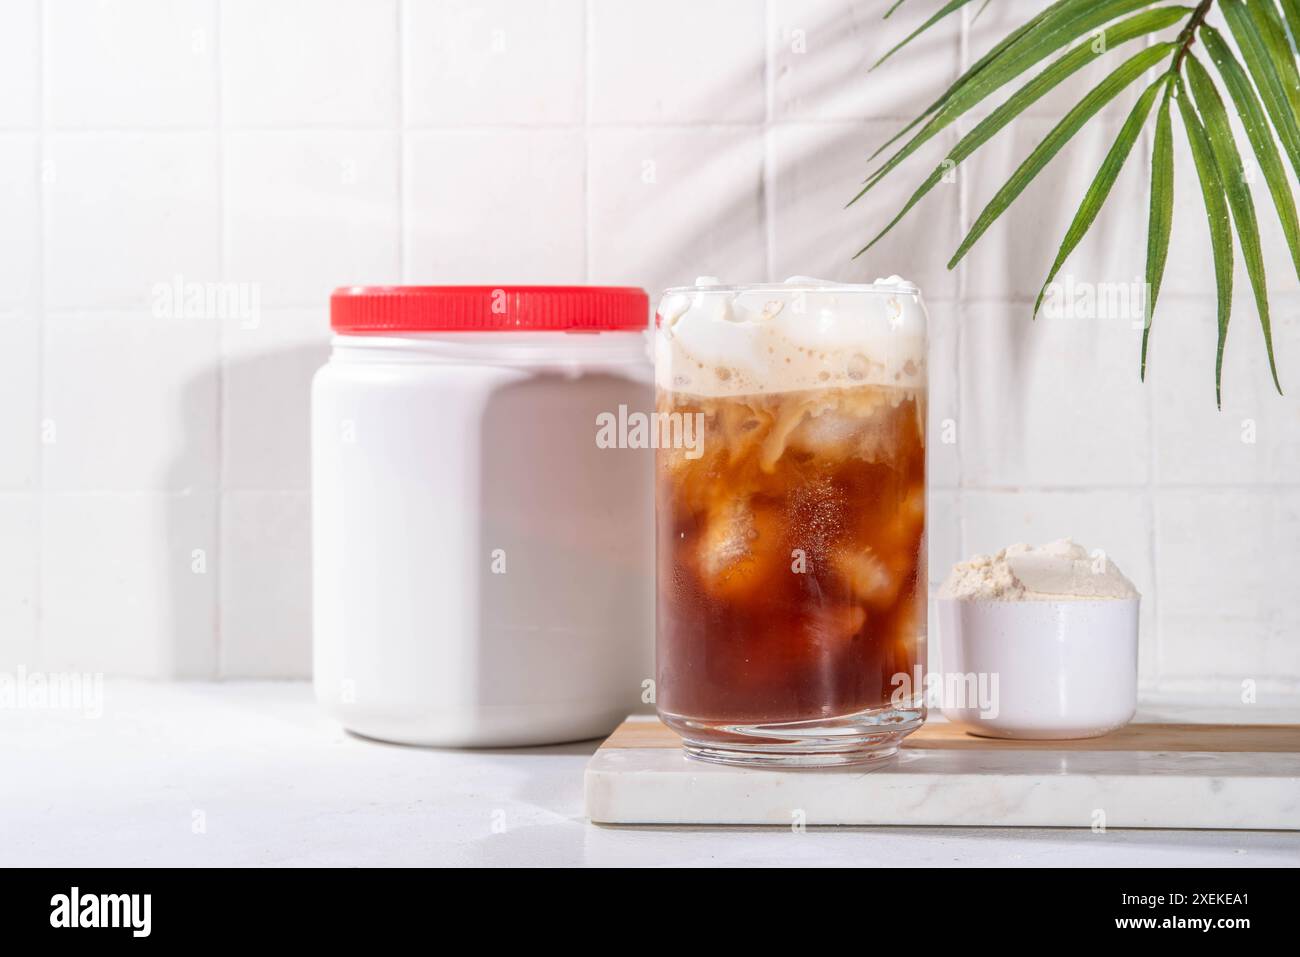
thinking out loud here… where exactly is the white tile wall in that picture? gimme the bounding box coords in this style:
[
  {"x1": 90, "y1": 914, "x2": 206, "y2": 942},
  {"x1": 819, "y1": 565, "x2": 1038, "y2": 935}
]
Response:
[
  {"x1": 0, "y1": 0, "x2": 39, "y2": 129},
  {"x1": 221, "y1": 0, "x2": 399, "y2": 128},
  {"x1": 0, "y1": 494, "x2": 39, "y2": 667},
  {"x1": 959, "y1": 299, "x2": 1152, "y2": 488},
  {"x1": 221, "y1": 310, "x2": 328, "y2": 490},
  {"x1": 406, "y1": 129, "x2": 585, "y2": 281},
  {"x1": 219, "y1": 490, "x2": 311, "y2": 677},
  {"x1": 1150, "y1": 295, "x2": 1300, "y2": 484},
  {"x1": 44, "y1": 0, "x2": 219, "y2": 129},
  {"x1": 589, "y1": 0, "x2": 766, "y2": 124},
  {"x1": 224, "y1": 131, "x2": 401, "y2": 303},
  {"x1": 44, "y1": 132, "x2": 221, "y2": 309},
  {"x1": 42, "y1": 313, "x2": 219, "y2": 491},
  {"x1": 588, "y1": 126, "x2": 765, "y2": 293},
  {"x1": 0, "y1": 135, "x2": 39, "y2": 311},
  {"x1": 1155, "y1": 489, "x2": 1300, "y2": 692},
  {"x1": 2, "y1": 1, "x2": 1297, "y2": 698},
  {"x1": 40, "y1": 492, "x2": 218, "y2": 677},
  {"x1": 926, "y1": 300, "x2": 961, "y2": 490},
  {"x1": 771, "y1": 0, "x2": 961, "y2": 121},
  {"x1": 404, "y1": 0, "x2": 584, "y2": 126},
  {"x1": 769, "y1": 120, "x2": 961, "y2": 298},
  {"x1": 0, "y1": 314, "x2": 40, "y2": 490}
]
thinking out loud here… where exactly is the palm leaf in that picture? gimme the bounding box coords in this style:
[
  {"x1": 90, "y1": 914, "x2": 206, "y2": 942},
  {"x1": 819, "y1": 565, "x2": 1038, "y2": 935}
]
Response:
[
  {"x1": 1200, "y1": 24, "x2": 1300, "y2": 288},
  {"x1": 1174, "y1": 76, "x2": 1234, "y2": 407},
  {"x1": 1143, "y1": 84, "x2": 1176, "y2": 380},
  {"x1": 1278, "y1": 0, "x2": 1300, "y2": 50},
  {"x1": 873, "y1": 0, "x2": 977, "y2": 69},
  {"x1": 949, "y1": 41, "x2": 1176, "y2": 270},
  {"x1": 1245, "y1": 1, "x2": 1300, "y2": 121},
  {"x1": 867, "y1": 0, "x2": 1065, "y2": 162},
  {"x1": 861, "y1": 0, "x2": 1159, "y2": 196},
  {"x1": 865, "y1": 0, "x2": 1153, "y2": 184},
  {"x1": 852, "y1": 6, "x2": 1190, "y2": 247},
  {"x1": 1185, "y1": 53, "x2": 1283, "y2": 395},
  {"x1": 1219, "y1": 1, "x2": 1300, "y2": 188},
  {"x1": 1033, "y1": 78, "x2": 1167, "y2": 319}
]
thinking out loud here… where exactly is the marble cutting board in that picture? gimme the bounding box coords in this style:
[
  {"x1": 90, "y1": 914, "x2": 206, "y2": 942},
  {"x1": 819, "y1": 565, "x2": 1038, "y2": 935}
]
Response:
[{"x1": 584, "y1": 716, "x2": 1300, "y2": 828}]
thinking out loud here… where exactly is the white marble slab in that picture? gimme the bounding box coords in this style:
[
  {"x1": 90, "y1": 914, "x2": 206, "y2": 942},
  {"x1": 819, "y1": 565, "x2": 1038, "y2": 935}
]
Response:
[{"x1": 585, "y1": 716, "x2": 1300, "y2": 829}]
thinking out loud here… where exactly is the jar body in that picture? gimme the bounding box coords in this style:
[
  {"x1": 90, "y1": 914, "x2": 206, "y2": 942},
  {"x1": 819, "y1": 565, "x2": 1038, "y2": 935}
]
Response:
[
  {"x1": 652, "y1": 281, "x2": 928, "y2": 766},
  {"x1": 312, "y1": 333, "x2": 653, "y2": 747}
]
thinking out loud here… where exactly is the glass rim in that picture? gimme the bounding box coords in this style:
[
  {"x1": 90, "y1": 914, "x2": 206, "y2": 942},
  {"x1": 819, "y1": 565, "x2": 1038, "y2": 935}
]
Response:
[{"x1": 660, "y1": 279, "x2": 921, "y2": 296}]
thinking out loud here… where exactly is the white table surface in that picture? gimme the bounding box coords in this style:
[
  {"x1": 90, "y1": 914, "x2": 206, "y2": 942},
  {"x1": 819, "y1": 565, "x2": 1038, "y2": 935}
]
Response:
[{"x1": 3, "y1": 681, "x2": 1298, "y2": 867}]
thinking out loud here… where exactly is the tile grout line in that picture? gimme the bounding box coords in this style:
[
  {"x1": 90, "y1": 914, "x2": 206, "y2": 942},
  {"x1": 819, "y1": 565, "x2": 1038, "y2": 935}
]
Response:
[
  {"x1": 583, "y1": 0, "x2": 593, "y2": 282},
  {"x1": 34, "y1": 0, "x2": 46, "y2": 668},
  {"x1": 213, "y1": 0, "x2": 225, "y2": 679},
  {"x1": 955, "y1": 4, "x2": 972, "y2": 562},
  {"x1": 29, "y1": 119, "x2": 939, "y2": 132},
  {"x1": 1142, "y1": 112, "x2": 1164, "y2": 689},
  {"x1": 397, "y1": 0, "x2": 406, "y2": 280},
  {"x1": 763, "y1": 0, "x2": 774, "y2": 282}
]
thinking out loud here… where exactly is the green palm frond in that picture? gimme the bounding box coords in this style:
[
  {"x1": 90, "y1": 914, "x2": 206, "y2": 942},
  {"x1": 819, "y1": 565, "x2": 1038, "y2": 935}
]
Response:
[
  {"x1": 1199, "y1": 23, "x2": 1300, "y2": 291},
  {"x1": 1175, "y1": 75, "x2": 1234, "y2": 406},
  {"x1": 1281, "y1": 0, "x2": 1300, "y2": 50},
  {"x1": 1186, "y1": 52, "x2": 1283, "y2": 394},
  {"x1": 865, "y1": 0, "x2": 1067, "y2": 165},
  {"x1": 860, "y1": 0, "x2": 1292, "y2": 403},
  {"x1": 860, "y1": 0, "x2": 1162, "y2": 195},
  {"x1": 851, "y1": 6, "x2": 1190, "y2": 248},
  {"x1": 873, "y1": 0, "x2": 977, "y2": 67},
  {"x1": 1143, "y1": 82, "x2": 1175, "y2": 381},
  {"x1": 949, "y1": 41, "x2": 1177, "y2": 269},
  {"x1": 1037, "y1": 77, "x2": 1168, "y2": 322}
]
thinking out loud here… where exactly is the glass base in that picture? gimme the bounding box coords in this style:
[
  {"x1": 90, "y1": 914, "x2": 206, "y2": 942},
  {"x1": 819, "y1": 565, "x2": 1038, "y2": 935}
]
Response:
[{"x1": 661, "y1": 703, "x2": 925, "y2": 769}]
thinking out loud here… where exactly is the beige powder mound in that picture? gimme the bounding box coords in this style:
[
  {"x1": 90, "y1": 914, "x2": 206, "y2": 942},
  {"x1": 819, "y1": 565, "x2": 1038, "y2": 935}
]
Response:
[{"x1": 939, "y1": 539, "x2": 1139, "y2": 601}]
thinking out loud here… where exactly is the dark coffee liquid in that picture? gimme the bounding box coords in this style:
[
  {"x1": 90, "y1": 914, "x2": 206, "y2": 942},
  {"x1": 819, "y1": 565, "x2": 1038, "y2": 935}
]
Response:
[{"x1": 656, "y1": 384, "x2": 926, "y2": 725}]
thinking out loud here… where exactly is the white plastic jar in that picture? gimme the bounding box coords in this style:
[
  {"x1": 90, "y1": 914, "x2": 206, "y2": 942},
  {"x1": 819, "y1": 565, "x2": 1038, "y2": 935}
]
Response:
[{"x1": 312, "y1": 286, "x2": 654, "y2": 747}]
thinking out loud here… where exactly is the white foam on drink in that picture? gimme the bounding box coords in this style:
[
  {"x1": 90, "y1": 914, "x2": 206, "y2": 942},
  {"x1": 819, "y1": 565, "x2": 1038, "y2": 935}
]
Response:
[{"x1": 654, "y1": 276, "x2": 928, "y2": 397}]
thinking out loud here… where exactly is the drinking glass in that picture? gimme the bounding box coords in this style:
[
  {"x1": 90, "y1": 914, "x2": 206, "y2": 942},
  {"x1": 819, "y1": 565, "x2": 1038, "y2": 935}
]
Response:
[{"x1": 654, "y1": 280, "x2": 928, "y2": 767}]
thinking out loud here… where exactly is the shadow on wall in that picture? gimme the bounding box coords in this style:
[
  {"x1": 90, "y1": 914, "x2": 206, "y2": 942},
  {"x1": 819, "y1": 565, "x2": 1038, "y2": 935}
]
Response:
[
  {"x1": 624, "y1": 5, "x2": 968, "y2": 293},
  {"x1": 154, "y1": 10, "x2": 1150, "y2": 679},
  {"x1": 168, "y1": 338, "x2": 328, "y2": 679},
  {"x1": 652, "y1": 2, "x2": 1143, "y2": 394}
]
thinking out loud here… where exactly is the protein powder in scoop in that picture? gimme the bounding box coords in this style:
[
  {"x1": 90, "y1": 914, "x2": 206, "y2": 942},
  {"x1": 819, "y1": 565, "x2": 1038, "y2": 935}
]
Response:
[
  {"x1": 939, "y1": 539, "x2": 1139, "y2": 602},
  {"x1": 937, "y1": 538, "x2": 1141, "y2": 739}
]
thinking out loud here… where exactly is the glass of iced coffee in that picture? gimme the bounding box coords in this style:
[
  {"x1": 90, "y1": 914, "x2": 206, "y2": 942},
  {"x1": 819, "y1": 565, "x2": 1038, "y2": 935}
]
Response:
[{"x1": 654, "y1": 278, "x2": 927, "y2": 767}]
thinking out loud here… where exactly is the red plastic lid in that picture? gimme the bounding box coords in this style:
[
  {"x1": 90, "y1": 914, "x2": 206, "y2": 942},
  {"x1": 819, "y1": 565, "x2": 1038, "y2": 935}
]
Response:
[{"x1": 330, "y1": 285, "x2": 649, "y2": 333}]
